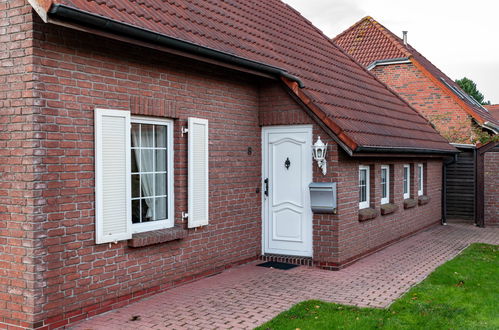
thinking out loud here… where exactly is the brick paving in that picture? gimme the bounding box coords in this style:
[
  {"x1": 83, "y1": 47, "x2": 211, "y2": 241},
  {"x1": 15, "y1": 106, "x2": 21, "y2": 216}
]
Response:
[{"x1": 71, "y1": 224, "x2": 499, "y2": 329}]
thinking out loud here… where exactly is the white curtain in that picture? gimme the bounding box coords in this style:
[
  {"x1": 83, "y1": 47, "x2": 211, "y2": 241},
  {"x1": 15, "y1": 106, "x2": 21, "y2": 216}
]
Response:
[
  {"x1": 156, "y1": 147, "x2": 167, "y2": 220},
  {"x1": 131, "y1": 125, "x2": 154, "y2": 220}
]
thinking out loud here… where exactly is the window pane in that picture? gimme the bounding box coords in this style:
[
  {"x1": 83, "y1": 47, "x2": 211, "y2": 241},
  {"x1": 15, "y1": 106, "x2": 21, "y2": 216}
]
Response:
[
  {"x1": 154, "y1": 197, "x2": 167, "y2": 221},
  {"x1": 155, "y1": 125, "x2": 167, "y2": 148},
  {"x1": 131, "y1": 124, "x2": 140, "y2": 148},
  {"x1": 359, "y1": 169, "x2": 367, "y2": 202},
  {"x1": 155, "y1": 149, "x2": 166, "y2": 172},
  {"x1": 141, "y1": 149, "x2": 154, "y2": 172},
  {"x1": 142, "y1": 198, "x2": 154, "y2": 222},
  {"x1": 155, "y1": 173, "x2": 167, "y2": 196},
  {"x1": 131, "y1": 148, "x2": 139, "y2": 173},
  {"x1": 132, "y1": 199, "x2": 141, "y2": 223},
  {"x1": 131, "y1": 174, "x2": 140, "y2": 198},
  {"x1": 141, "y1": 124, "x2": 154, "y2": 147},
  {"x1": 418, "y1": 167, "x2": 423, "y2": 190},
  {"x1": 140, "y1": 174, "x2": 154, "y2": 197},
  {"x1": 360, "y1": 186, "x2": 366, "y2": 202}
]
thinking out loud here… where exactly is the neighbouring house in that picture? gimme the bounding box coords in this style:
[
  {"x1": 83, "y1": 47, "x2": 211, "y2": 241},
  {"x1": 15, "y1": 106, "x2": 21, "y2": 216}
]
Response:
[
  {"x1": 334, "y1": 16, "x2": 499, "y2": 144},
  {"x1": 1, "y1": 1, "x2": 457, "y2": 328},
  {"x1": 334, "y1": 16, "x2": 499, "y2": 226},
  {"x1": 485, "y1": 104, "x2": 499, "y2": 121}
]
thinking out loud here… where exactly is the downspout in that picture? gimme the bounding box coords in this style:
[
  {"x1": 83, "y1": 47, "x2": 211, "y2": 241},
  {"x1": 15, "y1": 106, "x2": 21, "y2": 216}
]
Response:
[{"x1": 441, "y1": 154, "x2": 458, "y2": 225}]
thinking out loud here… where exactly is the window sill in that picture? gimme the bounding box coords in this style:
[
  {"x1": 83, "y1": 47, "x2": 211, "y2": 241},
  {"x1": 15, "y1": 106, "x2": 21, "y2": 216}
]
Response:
[
  {"x1": 380, "y1": 203, "x2": 398, "y2": 215},
  {"x1": 128, "y1": 225, "x2": 187, "y2": 248},
  {"x1": 403, "y1": 198, "x2": 417, "y2": 209},
  {"x1": 358, "y1": 207, "x2": 378, "y2": 222},
  {"x1": 418, "y1": 195, "x2": 430, "y2": 205}
]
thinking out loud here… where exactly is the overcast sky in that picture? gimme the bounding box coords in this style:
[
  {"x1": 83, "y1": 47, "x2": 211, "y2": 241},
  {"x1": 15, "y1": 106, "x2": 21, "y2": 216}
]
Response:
[{"x1": 283, "y1": 0, "x2": 499, "y2": 104}]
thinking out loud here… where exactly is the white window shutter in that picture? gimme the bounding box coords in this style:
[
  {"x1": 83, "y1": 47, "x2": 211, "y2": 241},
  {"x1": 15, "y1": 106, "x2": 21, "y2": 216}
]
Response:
[
  {"x1": 95, "y1": 109, "x2": 132, "y2": 244},
  {"x1": 188, "y1": 117, "x2": 209, "y2": 228}
]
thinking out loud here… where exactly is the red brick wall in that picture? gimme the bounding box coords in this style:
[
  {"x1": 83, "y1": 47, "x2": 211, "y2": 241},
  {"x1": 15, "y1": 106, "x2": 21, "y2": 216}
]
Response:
[
  {"x1": 27, "y1": 18, "x2": 265, "y2": 328},
  {"x1": 484, "y1": 152, "x2": 499, "y2": 226},
  {"x1": 0, "y1": 1, "x2": 42, "y2": 328},
  {"x1": 2, "y1": 6, "x2": 444, "y2": 328},
  {"x1": 257, "y1": 85, "x2": 443, "y2": 268},
  {"x1": 371, "y1": 63, "x2": 475, "y2": 143},
  {"x1": 333, "y1": 155, "x2": 442, "y2": 264}
]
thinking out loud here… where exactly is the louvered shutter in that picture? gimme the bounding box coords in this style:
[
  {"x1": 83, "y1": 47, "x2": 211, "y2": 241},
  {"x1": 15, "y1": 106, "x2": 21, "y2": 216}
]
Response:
[
  {"x1": 187, "y1": 117, "x2": 209, "y2": 228},
  {"x1": 95, "y1": 109, "x2": 132, "y2": 243}
]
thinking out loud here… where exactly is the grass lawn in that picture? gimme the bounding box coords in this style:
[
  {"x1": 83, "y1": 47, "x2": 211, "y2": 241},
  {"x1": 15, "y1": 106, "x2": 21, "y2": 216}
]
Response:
[{"x1": 257, "y1": 243, "x2": 499, "y2": 330}]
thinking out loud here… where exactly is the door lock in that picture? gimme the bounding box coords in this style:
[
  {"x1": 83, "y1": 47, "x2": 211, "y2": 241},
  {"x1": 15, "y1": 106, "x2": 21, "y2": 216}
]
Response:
[{"x1": 264, "y1": 178, "x2": 269, "y2": 197}]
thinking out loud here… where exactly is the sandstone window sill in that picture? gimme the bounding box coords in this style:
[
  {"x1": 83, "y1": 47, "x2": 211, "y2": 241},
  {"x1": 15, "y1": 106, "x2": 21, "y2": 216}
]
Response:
[
  {"x1": 418, "y1": 195, "x2": 430, "y2": 205},
  {"x1": 358, "y1": 207, "x2": 378, "y2": 222},
  {"x1": 403, "y1": 198, "x2": 417, "y2": 209},
  {"x1": 380, "y1": 203, "x2": 399, "y2": 215},
  {"x1": 128, "y1": 225, "x2": 187, "y2": 248}
]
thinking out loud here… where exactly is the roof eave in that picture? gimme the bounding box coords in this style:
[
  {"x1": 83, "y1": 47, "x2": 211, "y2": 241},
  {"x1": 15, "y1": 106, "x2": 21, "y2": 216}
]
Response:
[
  {"x1": 27, "y1": 0, "x2": 52, "y2": 22},
  {"x1": 483, "y1": 121, "x2": 499, "y2": 134},
  {"x1": 353, "y1": 145, "x2": 458, "y2": 156},
  {"x1": 366, "y1": 57, "x2": 411, "y2": 70},
  {"x1": 45, "y1": 3, "x2": 305, "y2": 88}
]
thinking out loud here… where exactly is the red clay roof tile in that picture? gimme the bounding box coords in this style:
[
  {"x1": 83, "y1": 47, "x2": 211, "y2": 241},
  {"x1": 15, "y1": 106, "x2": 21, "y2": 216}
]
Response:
[
  {"x1": 42, "y1": 1, "x2": 455, "y2": 153},
  {"x1": 334, "y1": 16, "x2": 499, "y2": 129}
]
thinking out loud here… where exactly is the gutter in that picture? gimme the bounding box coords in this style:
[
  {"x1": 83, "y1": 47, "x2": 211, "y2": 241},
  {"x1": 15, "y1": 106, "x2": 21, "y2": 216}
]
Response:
[
  {"x1": 483, "y1": 121, "x2": 499, "y2": 134},
  {"x1": 353, "y1": 145, "x2": 458, "y2": 155},
  {"x1": 366, "y1": 57, "x2": 411, "y2": 71},
  {"x1": 48, "y1": 4, "x2": 305, "y2": 88}
]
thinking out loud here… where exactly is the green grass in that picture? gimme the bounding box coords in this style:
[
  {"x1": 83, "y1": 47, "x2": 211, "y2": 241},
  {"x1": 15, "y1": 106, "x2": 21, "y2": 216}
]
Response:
[{"x1": 257, "y1": 243, "x2": 499, "y2": 330}]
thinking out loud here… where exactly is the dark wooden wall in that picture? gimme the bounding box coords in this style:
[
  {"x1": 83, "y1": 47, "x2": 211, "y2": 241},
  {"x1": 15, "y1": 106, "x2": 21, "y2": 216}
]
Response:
[{"x1": 445, "y1": 147, "x2": 475, "y2": 221}]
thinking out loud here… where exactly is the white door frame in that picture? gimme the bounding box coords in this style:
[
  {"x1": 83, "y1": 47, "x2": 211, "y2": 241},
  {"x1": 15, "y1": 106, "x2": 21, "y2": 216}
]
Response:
[{"x1": 262, "y1": 125, "x2": 313, "y2": 257}]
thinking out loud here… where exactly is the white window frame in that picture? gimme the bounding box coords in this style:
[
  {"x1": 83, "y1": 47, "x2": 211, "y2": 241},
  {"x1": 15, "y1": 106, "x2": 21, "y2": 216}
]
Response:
[
  {"x1": 417, "y1": 163, "x2": 424, "y2": 196},
  {"x1": 403, "y1": 164, "x2": 410, "y2": 199},
  {"x1": 359, "y1": 165, "x2": 370, "y2": 209},
  {"x1": 130, "y1": 116, "x2": 174, "y2": 233},
  {"x1": 381, "y1": 165, "x2": 390, "y2": 205}
]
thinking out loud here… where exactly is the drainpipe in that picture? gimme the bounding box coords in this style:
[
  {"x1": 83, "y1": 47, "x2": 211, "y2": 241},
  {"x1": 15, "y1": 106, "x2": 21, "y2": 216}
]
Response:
[{"x1": 441, "y1": 154, "x2": 458, "y2": 225}]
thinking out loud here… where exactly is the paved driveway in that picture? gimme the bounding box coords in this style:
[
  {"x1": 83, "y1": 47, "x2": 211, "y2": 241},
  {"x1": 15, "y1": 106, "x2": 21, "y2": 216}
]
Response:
[{"x1": 72, "y1": 224, "x2": 499, "y2": 329}]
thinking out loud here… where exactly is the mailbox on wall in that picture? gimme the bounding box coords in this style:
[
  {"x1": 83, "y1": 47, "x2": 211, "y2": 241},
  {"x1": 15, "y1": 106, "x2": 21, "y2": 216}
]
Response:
[{"x1": 309, "y1": 182, "x2": 337, "y2": 214}]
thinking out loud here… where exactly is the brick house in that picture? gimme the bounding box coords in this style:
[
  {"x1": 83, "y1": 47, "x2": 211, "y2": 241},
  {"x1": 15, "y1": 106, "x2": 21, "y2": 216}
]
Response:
[
  {"x1": 334, "y1": 16, "x2": 499, "y2": 144},
  {"x1": 2, "y1": 1, "x2": 457, "y2": 328}
]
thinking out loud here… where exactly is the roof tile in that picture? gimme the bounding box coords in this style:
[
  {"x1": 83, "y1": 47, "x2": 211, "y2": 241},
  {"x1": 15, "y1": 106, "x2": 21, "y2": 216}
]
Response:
[
  {"x1": 334, "y1": 16, "x2": 499, "y2": 128},
  {"x1": 45, "y1": 0, "x2": 455, "y2": 152}
]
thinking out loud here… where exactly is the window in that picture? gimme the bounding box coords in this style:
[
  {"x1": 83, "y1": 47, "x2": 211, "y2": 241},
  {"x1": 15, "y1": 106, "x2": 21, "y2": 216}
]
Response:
[
  {"x1": 359, "y1": 165, "x2": 370, "y2": 209},
  {"x1": 131, "y1": 117, "x2": 174, "y2": 233},
  {"x1": 417, "y1": 163, "x2": 424, "y2": 196},
  {"x1": 403, "y1": 164, "x2": 410, "y2": 199},
  {"x1": 381, "y1": 165, "x2": 390, "y2": 204},
  {"x1": 95, "y1": 109, "x2": 209, "y2": 244}
]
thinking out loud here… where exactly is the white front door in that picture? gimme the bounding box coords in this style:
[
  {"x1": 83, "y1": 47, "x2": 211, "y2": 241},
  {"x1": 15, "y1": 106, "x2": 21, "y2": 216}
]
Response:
[{"x1": 262, "y1": 125, "x2": 313, "y2": 257}]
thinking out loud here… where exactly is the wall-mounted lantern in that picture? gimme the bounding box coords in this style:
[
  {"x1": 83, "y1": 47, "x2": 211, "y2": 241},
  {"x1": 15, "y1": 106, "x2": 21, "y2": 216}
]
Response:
[{"x1": 312, "y1": 136, "x2": 327, "y2": 175}]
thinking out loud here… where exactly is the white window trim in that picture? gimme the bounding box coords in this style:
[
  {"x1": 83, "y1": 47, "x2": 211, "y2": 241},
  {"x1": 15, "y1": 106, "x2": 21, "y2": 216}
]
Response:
[
  {"x1": 381, "y1": 165, "x2": 390, "y2": 205},
  {"x1": 359, "y1": 165, "x2": 370, "y2": 209},
  {"x1": 131, "y1": 116, "x2": 175, "y2": 233},
  {"x1": 403, "y1": 164, "x2": 410, "y2": 199},
  {"x1": 417, "y1": 163, "x2": 424, "y2": 196}
]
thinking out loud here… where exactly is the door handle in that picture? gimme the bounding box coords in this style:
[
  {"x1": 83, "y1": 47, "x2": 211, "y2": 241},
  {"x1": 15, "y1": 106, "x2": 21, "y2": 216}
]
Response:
[{"x1": 264, "y1": 178, "x2": 269, "y2": 197}]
